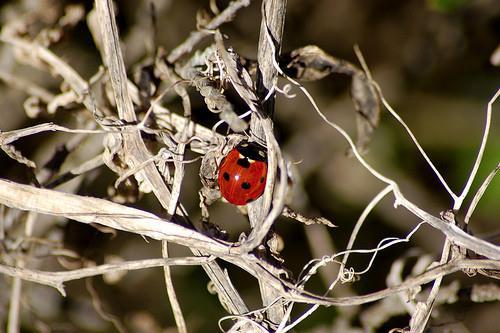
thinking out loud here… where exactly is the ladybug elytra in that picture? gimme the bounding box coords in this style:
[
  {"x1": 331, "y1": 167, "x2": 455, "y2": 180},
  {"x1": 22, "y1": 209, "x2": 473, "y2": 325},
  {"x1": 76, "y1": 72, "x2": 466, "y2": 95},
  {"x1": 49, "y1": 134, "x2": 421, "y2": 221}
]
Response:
[{"x1": 217, "y1": 141, "x2": 268, "y2": 205}]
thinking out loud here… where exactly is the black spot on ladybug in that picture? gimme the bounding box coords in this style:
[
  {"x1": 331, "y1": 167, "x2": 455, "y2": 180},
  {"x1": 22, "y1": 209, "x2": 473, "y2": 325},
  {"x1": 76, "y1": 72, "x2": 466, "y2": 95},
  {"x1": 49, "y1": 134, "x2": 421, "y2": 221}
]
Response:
[
  {"x1": 241, "y1": 182, "x2": 251, "y2": 190},
  {"x1": 260, "y1": 176, "x2": 265, "y2": 183},
  {"x1": 237, "y1": 158, "x2": 250, "y2": 168},
  {"x1": 246, "y1": 198, "x2": 254, "y2": 203},
  {"x1": 223, "y1": 172, "x2": 230, "y2": 181}
]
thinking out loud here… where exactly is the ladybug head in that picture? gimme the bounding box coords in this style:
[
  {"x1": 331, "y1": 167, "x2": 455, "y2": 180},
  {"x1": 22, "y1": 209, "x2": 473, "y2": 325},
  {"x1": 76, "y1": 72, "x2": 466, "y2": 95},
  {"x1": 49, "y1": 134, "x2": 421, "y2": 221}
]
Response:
[{"x1": 235, "y1": 141, "x2": 267, "y2": 162}]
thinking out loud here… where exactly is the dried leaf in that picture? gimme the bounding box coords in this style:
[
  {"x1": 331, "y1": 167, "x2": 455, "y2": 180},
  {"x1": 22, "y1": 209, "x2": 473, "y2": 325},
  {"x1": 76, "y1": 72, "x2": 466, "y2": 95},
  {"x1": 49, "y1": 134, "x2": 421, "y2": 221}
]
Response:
[
  {"x1": 0, "y1": 143, "x2": 36, "y2": 168},
  {"x1": 214, "y1": 31, "x2": 260, "y2": 114},
  {"x1": 281, "y1": 45, "x2": 357, "y2": 81},
  {"x1": 281, "y1": 45, "x2": 380, "y2": 151},
  {"x1": 173, "y1": 45, "x2": 248, "y2": 132},
  {"x1": 282, "y1": 206, "x2": 336, "y2": 228},
  {"x1": 351, "y1": 73, "x2": 380, "y2": 152}
]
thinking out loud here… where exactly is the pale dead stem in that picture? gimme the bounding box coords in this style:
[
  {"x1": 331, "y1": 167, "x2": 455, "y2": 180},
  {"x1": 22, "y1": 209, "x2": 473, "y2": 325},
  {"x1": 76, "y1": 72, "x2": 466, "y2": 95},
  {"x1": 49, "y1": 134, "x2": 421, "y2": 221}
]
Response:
[
  {"x1": 238, "y1": 0, "x2": 288, "y2": 326},
  {"x1": 167, "y1": 0, "x2": 251, "y2": 64},
  {"x1": 284, "y1": 258, "x2": 500, "y2": 307},
  {"x1": 209, "y1": 13, "x2": 289, "y2": 326},
  {"x1": 161, "y1": 106, "x2": 192, "y2": 333},
  {"x1": 0, "y1": 179, "x2": 224, "y2": 250},
  {"x1": 99, "y1": 0, "x2": 185, "y2": 330},
  {"x1": 7, "y1": 271, "x2": 22, "y2": 333},
  {"x1": 7, "y1": 208, "x2": 37, "y2": 333},
  {"x1": 161, "y1": 243, "x2": 187, "y2": 333},
  {"x1": 464, "y1": 163, "x2": 500, "y2": 224},
  {"x1": 0, "y1": 257, "x2": 213, "y2": 296},
  {"x1": 0, "y1": 123, "x2": 106, "y2": 145}
]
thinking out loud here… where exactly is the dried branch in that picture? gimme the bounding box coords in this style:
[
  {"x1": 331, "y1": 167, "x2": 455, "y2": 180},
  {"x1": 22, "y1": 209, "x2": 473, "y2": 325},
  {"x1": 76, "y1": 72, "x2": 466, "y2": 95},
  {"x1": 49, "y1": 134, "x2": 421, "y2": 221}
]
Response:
[
  {"x1": 289, "y1": 259, "x2": 500, "y2": 307},
  {"x1": 0, "y1": 27, "x2": 93, "y2": 111},
  {"x1": 0, "y1": 256, "x2": 212, "y2": 296},
  {"x1": 246, "y1": 0, "x2": 288, "y2": 326},
  {"x1": 7, "y1": 275, "x2": 22, "y2": 333},
  {"x1": 95, "y1": 0, "x2": 174, "y2": 208},
  {"x1": 0, "y1": 123, "x2": 105, "y2": 146},
  {"x1": 0, "y1": 179, "x2": 224, "y2": 252},
  {"x1": 455, "y1": 88, "x2": 499, "y2": 209},
  {"x1": 92, "y1": 2, "x2": 250, "y2": 319},
  {"x1": 161, "y1": 243, "x2": 187, "y2": 333},
  {"x1": 167, "y1": 0, "x2": 251, "y2": 64},
  {"x1": 464, "y1": 163, "x2": 500, "y2": 224},
  {"x1": 282, "y1": 206, "x2": 335, "y2": 227},
  {"x1": 161, "y1": 115, "x2": 191, "y2": 333}
]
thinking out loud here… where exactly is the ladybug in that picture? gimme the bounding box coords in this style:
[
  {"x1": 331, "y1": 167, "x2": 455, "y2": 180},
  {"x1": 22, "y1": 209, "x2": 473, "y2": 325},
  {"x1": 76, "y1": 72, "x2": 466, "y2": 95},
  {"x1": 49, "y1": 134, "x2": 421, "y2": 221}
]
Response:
[{"x1": 217, "y1": 141, "x2": 268, "y2": 205}]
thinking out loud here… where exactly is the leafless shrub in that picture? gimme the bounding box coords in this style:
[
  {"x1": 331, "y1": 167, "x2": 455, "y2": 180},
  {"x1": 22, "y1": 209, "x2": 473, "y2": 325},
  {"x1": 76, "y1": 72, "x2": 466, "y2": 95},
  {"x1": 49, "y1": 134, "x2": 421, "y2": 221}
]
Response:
[{"x1": 0, "y1": 1, "x2": 499, "y2": 332}]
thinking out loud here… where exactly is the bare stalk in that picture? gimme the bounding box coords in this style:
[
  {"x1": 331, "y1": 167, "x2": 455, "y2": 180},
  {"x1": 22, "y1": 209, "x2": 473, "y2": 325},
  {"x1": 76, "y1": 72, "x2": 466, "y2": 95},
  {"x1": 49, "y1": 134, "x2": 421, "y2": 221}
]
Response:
[
  {"x1": 455, "y1": 88, "x2": 499, "y2": 210},
  {"x1": 249, "y1": 0, "x2": 288, "y2": 327}
]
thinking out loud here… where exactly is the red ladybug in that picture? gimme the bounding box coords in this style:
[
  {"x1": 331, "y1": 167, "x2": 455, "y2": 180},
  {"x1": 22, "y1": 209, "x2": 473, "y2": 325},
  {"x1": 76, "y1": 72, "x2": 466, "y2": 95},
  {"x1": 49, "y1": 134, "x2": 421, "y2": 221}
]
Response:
[{"x1": 217, "y1": 141, "x2": 268, "y2": 205}]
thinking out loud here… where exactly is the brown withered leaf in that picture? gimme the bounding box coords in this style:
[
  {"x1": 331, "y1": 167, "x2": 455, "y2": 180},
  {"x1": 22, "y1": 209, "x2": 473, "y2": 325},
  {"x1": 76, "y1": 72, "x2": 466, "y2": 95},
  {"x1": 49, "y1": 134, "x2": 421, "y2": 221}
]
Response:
[
  {"x1": 351, "y1": 72, "x2": 380, "y2": 152},
  {"x1": 0, "y1": 142, "x2": 36, "y2": 168},
  {"x1": 281, "y1": 45, "x2": 357, "y2": 81},
  {"x1": 281, "y1": 45, "x2": 380, "y2": 152},
  {"x1": 214, "y1": 31, "x2": 260, "y2": 114}
]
